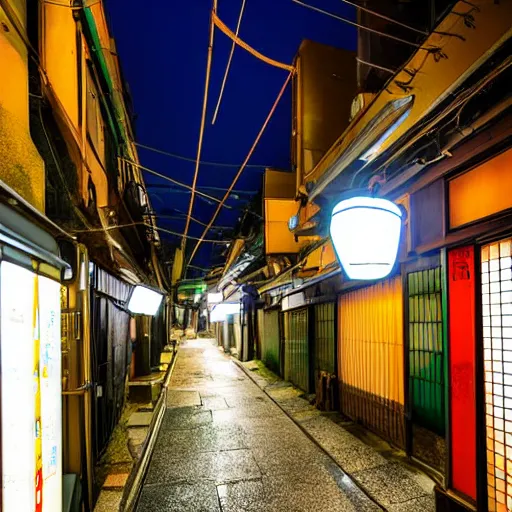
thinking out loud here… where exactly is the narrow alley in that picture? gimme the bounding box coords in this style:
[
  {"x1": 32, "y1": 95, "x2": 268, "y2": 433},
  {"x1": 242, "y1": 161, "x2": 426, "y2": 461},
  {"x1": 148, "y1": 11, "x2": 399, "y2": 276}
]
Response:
[
  {"x1": 136, "y1": 339, "x2": 382, "y2": 512},
  {"x1": 1, "y1": 0, "x2": 510, "y2": 510},
  {"x1": 135, "y1": 339, "x2": 437, "y2": 512}
]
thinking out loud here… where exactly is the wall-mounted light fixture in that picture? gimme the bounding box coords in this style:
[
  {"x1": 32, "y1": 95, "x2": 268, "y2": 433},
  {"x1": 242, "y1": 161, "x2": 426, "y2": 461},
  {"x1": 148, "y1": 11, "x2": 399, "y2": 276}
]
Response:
[
  {"x1": 210, "y1": 303, "x2": 240, "y2": 322},
  {"x1": 330, "y1": 196, "x2": 402, "y2": 280},
  {"x1": 207, "y1": 292, "x2": 223, "y2": 304},
  {"x1": 127, "y1": 285, "x2": 164, "y2": 315}
]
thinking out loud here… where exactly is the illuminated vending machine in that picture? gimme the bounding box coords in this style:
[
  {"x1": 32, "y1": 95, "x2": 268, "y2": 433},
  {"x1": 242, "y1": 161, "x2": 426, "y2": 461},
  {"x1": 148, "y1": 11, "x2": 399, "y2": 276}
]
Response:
[{"x1": 0, "y1": 203, "x2": 67, "y2": 512}]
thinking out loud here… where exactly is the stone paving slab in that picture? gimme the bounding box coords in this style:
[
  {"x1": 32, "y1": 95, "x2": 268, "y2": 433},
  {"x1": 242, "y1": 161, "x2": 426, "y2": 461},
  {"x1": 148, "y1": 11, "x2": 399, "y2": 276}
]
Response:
[
  {"x1": 137, "y1": 482, "x2": 220, "y2": 512},
  {"x1": 127, "y1": 411, "x2": 152, "y2": 428},
  {"x1": 103, "y1": 472, "x2": 129, "y2": 489},
  {"x1": 300, "y1": 416, "x2": 388, "y2": 473},
  {"x1": 161, "y1": 407, "x2": 212, "y2": 430},
  {"x1": 200, "y1": 395, "x2": 230, "y2": 410},
  {"x1": 387, "y1": 495, "x2": 436, "y2": 512},
  {"x1": 251, "y1": 445, "x2": 327, "y2": 476},
  {"x1": 94, "y1": 490, "x2": 123, "y2": 512},
  {"x1": 146, "y1": 448, "x2": 261, "y2": 485},
  {"x1": 155, "y1": 424, "x2": 248, "y2": 454},
  {"x1": 166, "y1": 390, "x2": 201, "y2": 408},
  {"x1": 352, "y1": 462, "x2": 429, "y2": 507},
  {"x1": 217, "y1": 479, "x2": 264, "y2": 512},
  {"x1": 261, "y1": 474, "x2": 380, "y2": 512}
]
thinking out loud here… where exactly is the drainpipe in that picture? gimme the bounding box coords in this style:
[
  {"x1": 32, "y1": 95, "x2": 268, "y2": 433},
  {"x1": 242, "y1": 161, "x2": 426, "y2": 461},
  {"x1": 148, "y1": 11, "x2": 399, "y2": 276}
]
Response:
[{"x1": 80, "y1": 247, "x2": 94, "y2": 510}]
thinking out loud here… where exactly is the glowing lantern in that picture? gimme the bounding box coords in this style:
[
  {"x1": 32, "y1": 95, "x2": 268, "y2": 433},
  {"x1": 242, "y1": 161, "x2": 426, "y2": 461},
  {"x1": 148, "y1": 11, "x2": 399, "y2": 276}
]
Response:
[{"x1": 330, "y1": 196, "x2": 402, "y2": 280}]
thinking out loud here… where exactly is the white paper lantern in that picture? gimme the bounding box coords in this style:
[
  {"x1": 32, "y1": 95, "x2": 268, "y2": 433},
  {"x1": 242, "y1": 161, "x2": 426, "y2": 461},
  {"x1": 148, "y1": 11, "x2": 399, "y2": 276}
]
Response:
[{"x1": 330, "y1": 196, "x2": 402, "y2": 280}]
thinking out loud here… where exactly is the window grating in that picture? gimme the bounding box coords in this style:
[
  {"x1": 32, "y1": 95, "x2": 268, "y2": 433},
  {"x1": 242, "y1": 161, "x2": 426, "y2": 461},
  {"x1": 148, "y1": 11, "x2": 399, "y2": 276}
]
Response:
[
  {"x1": 408, "y1": 267, "x2": 445, "y2": 435},
  {"x1": 482, "y1": 238, "x2": 512, "y2": 512},
  {"x1": 285, "y1": 308, "x2": 310, "y2": 393},
  {"x1": 314, "y1": 303, "x2": 336, "y2": 376}
]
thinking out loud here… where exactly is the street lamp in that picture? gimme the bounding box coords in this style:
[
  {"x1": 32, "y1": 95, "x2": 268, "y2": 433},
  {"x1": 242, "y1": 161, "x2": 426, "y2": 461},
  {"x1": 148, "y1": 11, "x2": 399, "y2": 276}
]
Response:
[
  {"x1": 127, "y1": 285, "x2": 164, "y2": 315},
  {"x1": 330, "y1": 196, "x2": 402, "y2": 280}
]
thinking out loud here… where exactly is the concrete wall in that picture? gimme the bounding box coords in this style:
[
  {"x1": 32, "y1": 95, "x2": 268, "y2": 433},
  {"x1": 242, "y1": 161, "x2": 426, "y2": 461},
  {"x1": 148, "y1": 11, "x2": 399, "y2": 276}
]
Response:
[{"x1": 0, "y1": 0, "x2": 45, "y2": 211}]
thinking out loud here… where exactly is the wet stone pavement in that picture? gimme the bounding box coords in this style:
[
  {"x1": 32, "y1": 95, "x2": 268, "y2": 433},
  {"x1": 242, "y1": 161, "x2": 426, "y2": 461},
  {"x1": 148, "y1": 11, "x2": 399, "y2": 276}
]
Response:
[{"x1": 136, "y1": 339, "x2": 384, "y2": 511}]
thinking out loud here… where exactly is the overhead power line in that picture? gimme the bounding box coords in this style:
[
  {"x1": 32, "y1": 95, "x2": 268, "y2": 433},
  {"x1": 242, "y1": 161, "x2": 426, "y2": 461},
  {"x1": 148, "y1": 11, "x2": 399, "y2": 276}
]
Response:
[
  {"x1": 120, "y1": 157, "x2": 233, "y2": 207},
  {"x1": 147, "y1": 183, "x2": 257, "y2": 197},
  {"x1": 212, "y1": 0, "x2": 247, "y2": 124},
  {"x1": 338, "y1": 0, "x2": 428, "y2": 36},
  {"x1": 152, "y1": 213, "x2": 232, "y2": 231},
  {"x1": 182, "y1": 0, "x2": 218, "y2": 252},
  {"x1": 134, "y1": 142, "x2": 270, "y2": 170},
  {"x1": 72, "y1": 222, "x2": 230, "y2": 243},
  {"x1": 291, "y1": 0, "x2": 420, "y2": 48},
  {"x1": 187, "y1": 70, "x2": 293, "y2": 269}
]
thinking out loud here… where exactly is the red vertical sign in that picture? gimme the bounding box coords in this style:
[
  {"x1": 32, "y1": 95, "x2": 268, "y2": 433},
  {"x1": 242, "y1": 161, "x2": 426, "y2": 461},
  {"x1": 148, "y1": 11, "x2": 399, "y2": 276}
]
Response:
[{"x1": 448, "y1": 246, "x2": 477, "y2": 500}]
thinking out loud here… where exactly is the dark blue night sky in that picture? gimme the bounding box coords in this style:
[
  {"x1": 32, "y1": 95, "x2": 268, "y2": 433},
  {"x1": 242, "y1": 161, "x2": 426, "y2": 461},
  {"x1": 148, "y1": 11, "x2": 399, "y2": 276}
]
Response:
[{"x1": 106, "y1": 0, "x2": 356, "y2": 274}]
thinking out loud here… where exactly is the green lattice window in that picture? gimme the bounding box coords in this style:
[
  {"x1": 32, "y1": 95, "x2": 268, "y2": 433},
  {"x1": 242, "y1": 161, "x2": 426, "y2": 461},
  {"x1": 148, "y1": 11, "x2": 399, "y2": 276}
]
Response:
[{"x1": 408, "y1": 267, "x2": 445, "y2": 435}]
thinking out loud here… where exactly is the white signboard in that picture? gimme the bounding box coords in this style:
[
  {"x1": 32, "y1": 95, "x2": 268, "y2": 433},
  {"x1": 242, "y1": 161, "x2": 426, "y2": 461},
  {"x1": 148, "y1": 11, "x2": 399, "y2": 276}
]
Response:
[
  {"x1": 39, "y1": 276, "x2": 62, "y2": 512},
  {"x1": 1, "y1": 262, "x2": 37, "y2": 511}
]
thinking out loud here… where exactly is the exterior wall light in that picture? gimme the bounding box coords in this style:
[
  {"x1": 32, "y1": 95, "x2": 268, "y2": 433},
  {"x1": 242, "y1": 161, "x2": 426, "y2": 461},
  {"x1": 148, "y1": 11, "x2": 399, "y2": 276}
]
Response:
[
  {"x1": 127, "y1": 285, "x2": 164, "y2": 315},
  {"x1": 207, "y1": 292, "x2": 223, "y2": 304},
  {"x1": 330, "y1": 196, "x2": 402, "y2": 280},
  {"x1": 210, "y1": 303, "x2": 240, "y2": 322}
]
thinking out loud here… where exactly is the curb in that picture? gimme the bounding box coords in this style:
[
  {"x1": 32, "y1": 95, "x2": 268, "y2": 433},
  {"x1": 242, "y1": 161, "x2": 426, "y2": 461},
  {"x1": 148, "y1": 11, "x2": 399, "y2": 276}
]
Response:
[
  {"x1": 120, "y1": 348, "x2": 179, "y2": 512},
  {"x1": 232, "y1": 358, "x2": 386, "y2": 511}
]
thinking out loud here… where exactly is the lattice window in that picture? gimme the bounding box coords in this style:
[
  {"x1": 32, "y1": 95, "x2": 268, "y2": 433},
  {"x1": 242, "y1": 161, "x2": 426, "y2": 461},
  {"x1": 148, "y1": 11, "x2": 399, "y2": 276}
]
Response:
[
  {"x1": 314, "y1": 303, "x2": 335, "y2": 375},
  {"x1": 285, "y1": 308, "x2": 310, "y2": 392},
  {"x1": 482, "y1": 238, "x2": 512, "y2": 512},
  {"x1": 408, "y1": 267, "x2": 445, "y2": 435}
]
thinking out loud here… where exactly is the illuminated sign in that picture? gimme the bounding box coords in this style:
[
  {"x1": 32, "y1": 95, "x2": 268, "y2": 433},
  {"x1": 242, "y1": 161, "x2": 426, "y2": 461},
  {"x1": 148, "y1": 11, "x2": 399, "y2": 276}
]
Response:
[
  {"x1": 1, "y1": 263, "x2": 37, "y2": 511},
  {"x1": 39, "y1": 276, "x2": 62, "y2": 512}
]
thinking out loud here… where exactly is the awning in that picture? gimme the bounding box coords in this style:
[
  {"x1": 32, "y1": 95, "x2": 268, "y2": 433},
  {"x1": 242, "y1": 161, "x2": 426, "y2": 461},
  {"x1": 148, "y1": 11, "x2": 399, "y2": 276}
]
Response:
[{"x1": 0, "y1": 201, "x2": 69, "y2": 272}]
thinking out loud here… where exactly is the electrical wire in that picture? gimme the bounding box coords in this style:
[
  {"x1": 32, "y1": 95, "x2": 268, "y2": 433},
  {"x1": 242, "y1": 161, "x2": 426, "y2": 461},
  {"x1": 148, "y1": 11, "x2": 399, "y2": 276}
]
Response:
[
  {"x1": 356, "y1": 57, "x2": 396, "y2": 75},
  {"x1": 212, "y1": 0, "x2": 246, "y2": 125},
  {"x1": 72, "y1": 222, "x2": 230, "y2": 243},
  {"x1": 188, "y1": 264, "x2": 210, "y2": 272},
  {"x1": 134, "y1": 142, "x2": 270, "y2": 169},
  {"x1": 291, "y1": 0, "x2": 420, "y2": 48},
  {"x1": 339, "y1": 0, "x2": 428, "y2": 36},
  {"x1": 187, "y1": 70, "x2": 293, "y2": 269},
  {"x1": 153, "y1": 213, "x2": 231, "y2": 231},
  {"x1": 372, "y1": 56, "x2": 512, "y2": 177},
  {"x1": 39, "y1": 104, "x2": 92, "y2": 229},
  {"x1": 182, "y1": 0, "x2": 218, "y2": 253},
  {"x1": 151, "y1": 207, "x2": 233, "y2": 230},
  {"x1": 119, "y1": 157, "x2": 234, "y2": 207}
]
